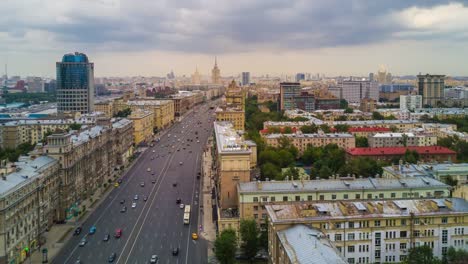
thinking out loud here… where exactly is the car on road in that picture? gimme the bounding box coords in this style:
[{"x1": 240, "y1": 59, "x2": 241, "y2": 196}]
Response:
[
  {"x1": 147, "y1": 168, "x2": 151, "y2": 172},
  {"x1": 151, "y1": 172, "x2": 155, "y2": 176},
  {"x1": 172, "y1": 247, "x2": 179, "y2": 256},
  {"x1": 143, "y1": 196, "x2": 148, "y2": 201},
  {"x1": 108, "y1": 252, "x2": 116, "y2": 263},
  {"x1": 152, "y1": 179, "x2": 156, "y2": 184},
  {"x1": 172, "y1": 182, "x2": 177, "y2": 187},
  {"x1": 73, "y1": 227, "x2": 82, "y2": 236},
  {"x1": 74, "y1": 259, "x2": 82, "y2": 264},
  {"x1": 140, "y1": 182, "x2": 145, "y2": 187},
  {"x1": 132, "y1": 202, "x2": 137, "y2": 208},
  {"x1": 179, "y1": 162, "x2": 183, "y2": 165},
  {"x1": 150, "y1": 255, "x2": 159, "y2": 263},
  {"x1": 120, "y1": 206, "x2": 127, "y2": 213},
  {"x1": 197, "y1": 140, "x2": 200, "y2": 143},
  {"x1": 103, "y1": 234, "x2": 110, "y2": 241},
  {"x1": 189, "y1": 150, "x2": 192, "y2": 153},
  {"x1": 78, "y1": 237, "x2": 87, "y2": 247},
  {"x1": 134, "y1": 195, "x2": 139, "y2": 200},
  {"x1": 179, "y1": 203, "x2": 184, "y2": 209},
  {"x1": 192, "y1": 233, "x2": 198, "y2": 240},
  {"x1": 114, "y1": 229, "x2": 122, "y2": 238},
  {"x1": 114, "y1": 182, "x2": 119, "y2": 187},
  {"x1": 176, "y1": 198, "x2": 181, "y2": 204},
  {"x1": 117, "y1": 179, "x2": 122, "y2": 184},
  {"x1": 89, "y1": 226, "x2": 96, "y2": 234},
  {"x1": 151, "y1": 157, "x2": 154, "y2": 160},
  {"x1": 120, "y1": 199, "x2": 125, "y2": 204},
  {"x1": 152, "y1": 150, "x2": 155, "y2": 153}
]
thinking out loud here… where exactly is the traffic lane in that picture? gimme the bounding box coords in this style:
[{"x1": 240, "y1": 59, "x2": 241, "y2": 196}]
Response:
[{"x1": 57, "y1": 144, "x2": 175, "y2": 263}]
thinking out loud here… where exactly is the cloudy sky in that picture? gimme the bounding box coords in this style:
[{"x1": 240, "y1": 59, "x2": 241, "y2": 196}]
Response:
[{"x1": 1, "y1": 0, "x2": 468, "y2": 77}]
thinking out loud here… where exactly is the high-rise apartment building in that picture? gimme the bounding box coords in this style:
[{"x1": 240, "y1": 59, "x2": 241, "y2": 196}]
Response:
[
  {"x1": 279, "y1": 82, "x2": 300, "y2": 110},
  {"x1": 295, "y1": 73, "x2": 305, "y2": 82},
  {"x1": 400, "y1": 95, "x2": 422, "y2": 111},
  {"x1": 56, "y1": 52, "x2": 95, "y2": 114},
  {"x1": 241, "y1": 72, "x2": 250, "y2": 86},
  {"x1": 329, "y1": 79, "x2": 379, "y2": 104},
  {"x1": 211, "y1": 57, "x2": 221, "y2": 84},
  {"x1": 417, "y1": 74, "x2": 445, "y2": 107}
]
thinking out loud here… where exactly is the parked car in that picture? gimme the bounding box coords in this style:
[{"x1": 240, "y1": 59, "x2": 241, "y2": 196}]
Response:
[
  {"x1": 89, "y1": 226, "x2": 96, "y2": 234},
  {"x1": 78, "y1": 237, "x2": 87, "y2": 247},
  {"x1": 108, "y1": 252, "x2": 116, "y2": 263},
  {"x1": 114, "y1": 229, "x2": 122, "y2": 238},
  {"x1": 172, "y1": 247, "x2": 179, "y2": 256},
  {"x1": 103, "y1": 234, "x2": 110, "y2": 241},
  {"x1": 74, "y1": 227, "x2": 82, "y2": 236}
]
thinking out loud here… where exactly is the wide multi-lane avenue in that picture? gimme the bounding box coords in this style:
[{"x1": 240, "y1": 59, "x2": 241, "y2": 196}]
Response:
[{"x1": 53, "y1": 103, "x2": 216, "y2": 264}]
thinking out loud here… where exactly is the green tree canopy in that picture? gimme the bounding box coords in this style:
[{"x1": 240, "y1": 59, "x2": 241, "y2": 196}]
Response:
[
  {"x1": 405, "y1": 245, "x2": 441, "y2": 264},
  {"x1": 300, "y1": 124, "x2": 318, "y2": 134},
  {"x1": 239, "y1": 219, "x2": 260, "y2": 262},
  {"x1": 403, "y1": 149, "x2": 419, "y2": 164},
  {"x1": 334, "y1": 124, "x2": 350, "y2": 133},
  {"x1": 355, "y1": 136, "x2": 369, "y2": 147},
  {"x1": 214, "y1": 229, "x2": 237, "y2": 264},
  {"x1": 372, "y1": 111, "x2": 385, "y2": 120},
  {"x1": 69, "y1": 123, "x2": 82, "y2": 131},
  {"x1": 344, "y1": 107, "x2": 354, "y2": 113}
]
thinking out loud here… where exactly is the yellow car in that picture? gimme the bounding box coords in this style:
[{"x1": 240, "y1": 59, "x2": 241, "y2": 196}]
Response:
[
  {"x1": 114, "y1": 182, "x2": 119, "y2": 187},
  {"x1": 191, "y1": 233, "x2": 198, "y2": 240}
]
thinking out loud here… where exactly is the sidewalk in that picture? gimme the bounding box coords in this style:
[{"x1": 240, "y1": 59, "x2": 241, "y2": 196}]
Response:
[{"x1": 200, "y1": 137, "x2": 217, "y2": 260}]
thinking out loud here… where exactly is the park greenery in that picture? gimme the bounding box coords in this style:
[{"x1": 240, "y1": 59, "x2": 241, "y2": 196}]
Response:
[
  {"x1": 239, "y1": 219, "x2": 260, "y2": 262},
  {"x1": 437, "y1": 135, "x2": 468, "y2": 162},
  {"x1": 404, "y1": 245, "x2": 468, "y2": 264},
  {"x1": 0, "y1": 142, "x2": 35, "y2": 162},
  {"x1": 2, "y1": 92, "x2": 57, "y2": 104},
  {"x1": 113, "y1": 108, "x2": 132, "y2": 118},
  {"x1": 421, "y1": 114, "x2": 468, "y2": 133},
  {"x1": 214, "y1": 229, "x2": 237, "y2": 264}
]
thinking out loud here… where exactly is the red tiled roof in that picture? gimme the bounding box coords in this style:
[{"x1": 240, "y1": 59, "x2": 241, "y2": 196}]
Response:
[
  {"x1": 347, "y1": 146, "x2": 456, "y2": 156},
  {"x1": 348, "y1": 127, "x2": 391, "y2": 132}
]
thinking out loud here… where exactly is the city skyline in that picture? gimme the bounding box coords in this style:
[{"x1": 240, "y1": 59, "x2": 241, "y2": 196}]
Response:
[{"x1": 1, "y1": 1, "x2": 468, "y2": 77}]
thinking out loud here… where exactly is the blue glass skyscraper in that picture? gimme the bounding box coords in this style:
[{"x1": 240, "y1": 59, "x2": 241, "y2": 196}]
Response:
[{"x1": 56, "y1": 52, "x2": 94, "y2": 114}]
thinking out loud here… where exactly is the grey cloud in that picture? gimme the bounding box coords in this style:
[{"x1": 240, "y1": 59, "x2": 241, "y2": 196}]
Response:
[{"x1": 1, "y1": 0, "x2": 467, "y2": 53}]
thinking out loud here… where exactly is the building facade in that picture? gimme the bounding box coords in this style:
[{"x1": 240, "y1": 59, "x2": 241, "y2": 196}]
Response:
[
  {"x1": 127, "y1": 100, "x2": 174, "y2": 129},
  {"x1": 211, "y1": 57, "x2": 221, "y2": 84},
  {"x1": 94, "y1": 101, "x2": 114, "y2": 117},
  {"x1": 128, "y1": 110, "x2": 154, "y2": 145},
  {"x1": 241, "y1": 72, "x2": 250, "y2": 86},
  {"x1": 400, "y1": 95, "x2": 422, "y2": 111},
  {"x1": 237, "y1": 177, "x2": 450, "y2": 226},
  {"x1": 330, "y1": 79, "x2": 379, "y2": 104},
  {"x1": 56, "y1": 52, "x2": 95, "y2": 114},
  {"x1": 279, "y1": 82, "x2": 300, "y2": 111},
  {"x1": 215, "y1": 107, "x2": 245, "y2": 131},
  {"x1": 417, "y1": 74, "x2": 446, "y2": 107},
  {"x1": 263, "y1": 133, "x2": 355, "y2": 154},
  {"x1": 266, "y1": 198, "x2": 468, "y2": 264},
  {"x1": 0, "y1": 156, "x2": 60, "y2": 264},
  {"x1": 368, "y1": 133, "x2": 437, "y2": 148}
]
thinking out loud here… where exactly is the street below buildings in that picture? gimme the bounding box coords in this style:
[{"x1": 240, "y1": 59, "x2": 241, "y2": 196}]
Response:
[{"x1": 53, "y1": 103, "x2": 216, "y2": 264}]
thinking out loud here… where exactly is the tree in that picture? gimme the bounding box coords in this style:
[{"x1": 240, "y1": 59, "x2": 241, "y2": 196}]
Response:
[
  {"x1": 355, "y1": 136, "x2": 369, "y2": 147},
  {"x1": 259, "y1": 218, "x2": 269, "y2": 250},
  {"x1": 319, "y1": 124, "x2": 331, "y2": 133},
  {"x1": 344, "y1": 107, "x2": 354, "y2": 113},
  {"x1": 69, "y1": 123, "x2": 82, "y2": 131},
  {"x1": 334, "y1": 124, "x2": 350, "y2": 133},
  {"x1": 446, "y1": 246, "x2": 468, "y2": 264},
  {"x1": 291, "y1": 116, "x2": 309, "y2": 122},
  {"x1": 405, "y1": 245, "x2": 441, "y2": 264},
  {"x1": 403, "y1": 149, "x2": 419, "y2": 164},
  {"x1": 214, "y1": 229, "x2": 237, "y2": 264},
  {"x1": 372, "y1": 111, "x2": 385, "y2": 120},
  {"x1": 401, "y1": 133, "x2": 409, "y2": 147},
  {"x1": 261, "y1": 162, "x2": 280, "y2": 180},
  {"x1": 318, "y1": 166, "x2": 332, "y2": 179},
  {"x1": 282, "y1": 166, "x2": 300, "y2": 180},
  {"x1": 239, "y1": 219, "x2": 260, "y2": 262},
  {"x1": 114, "y1": 108, "x2": 132, "y2": 117},
  {"x1": 283, "y1": 127, "x2": 293, "y2": 134},
  {"x1": 339, "y1": 99, "x2": 348, "y2": 109},
  {"x1": 300, "y1": 124, "x2": 318, "y2": 134}
]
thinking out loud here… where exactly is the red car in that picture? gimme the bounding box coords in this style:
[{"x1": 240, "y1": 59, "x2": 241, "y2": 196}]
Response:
[{"x1": 115, "y1": 229, "x2": 122, "y2": 238}]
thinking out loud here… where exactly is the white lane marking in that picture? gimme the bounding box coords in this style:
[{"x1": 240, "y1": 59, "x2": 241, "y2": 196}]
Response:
[{"x1": 120, "y1": 117, "x2": 194, "y2": 264}]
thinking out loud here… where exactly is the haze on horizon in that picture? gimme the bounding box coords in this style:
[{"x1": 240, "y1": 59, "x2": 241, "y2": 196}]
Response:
[{"x1": 1, "y1": 0, "x2": 468, "y2": 77}]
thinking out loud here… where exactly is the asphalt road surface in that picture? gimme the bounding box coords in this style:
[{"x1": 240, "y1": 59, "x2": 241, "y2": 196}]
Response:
[{"x1": 53, "y1": 103, "x2": 217, "y2": 264}]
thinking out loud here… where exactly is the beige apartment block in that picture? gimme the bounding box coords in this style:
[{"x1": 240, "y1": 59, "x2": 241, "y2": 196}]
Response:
[
  {"x1": 44, "y1": 119, "x2": 133, "y2": 222},
  {"x1": 236, "y1": 177, "x2": 450, "y2": 227},
  {"x1": 215, "y1": 107, "x2": 245, "y2": 131},
  {"x1": 0, "y1": 156, "x2": 60, "y2": 264},
  {"x1": 267, "y1": 198, "x2": 468, "y2": 264},
  {"x1": 263, "y1": 133, "x2": 355, "y2": 154},
  {"x1": 128, "y1": 110, "x2": 154, "y2": 145},
  {"x1": 0, "y1": 119, "x2": 95, "y2": 149},
  {"x1": 369, "y1": 132, "x2": 438, "y2": 148},
  {"x1": 127, "y1": 100, "x2": 174, "y2": 130},
  {"x1": 94, "y1": 101, "x2": 114, "y2": 117}
]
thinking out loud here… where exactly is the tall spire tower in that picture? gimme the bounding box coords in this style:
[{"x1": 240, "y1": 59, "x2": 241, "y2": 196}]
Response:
[{"x1": 211, "y1": 56, "x2": 221, "y2": 84}]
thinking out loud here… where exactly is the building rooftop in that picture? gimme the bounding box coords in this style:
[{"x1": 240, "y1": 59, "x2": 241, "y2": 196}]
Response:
[
  {"x1": 0, "y1": 156, "x2": 58, "y2": 197},
  {"x1": 371, "y1": 132, "x2": 416, "y2": 138},
  {"x1": 277, "y1": 225, "x2": 347, "y2": 264},
  {"x1": 347, "y1": 146, "x2": 456, "y2": 156},
  {"x1": 111, "y1": 118, "x2": 132, "y2": 129},
  {"x1": 71, "y1": 126, "x2": 106, "y2": 146},
  {"x1": 214, "y1": 121, "x2": 253, "y2": 154},
  {"x1": 1, "y1": 118, "x2": 94, "y2": 126},
  {"x1": 127, "y1": 100, "x2": 173, "y2": 106},
  {"x1": 215, "y1": 106, "x2": 244, "y2": 113},
  {"x1": 264, "y1": 133, "x2": 354, "y2": 139},
  {"x1": 383, "y1": 162, "x2": 468, "y2": 178},
  {"x1": 266, "y1": 198, "x2": 468, "y2": 223},
  {"x1": 348, "y1": 127, "x2": 391, "y2": 132},
  {"x1": 238, "y1": 177, "x2": 449, "y2": 194},
  {"x1": 332, "y1": 120, "x2": 420, "y2": 126}
]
